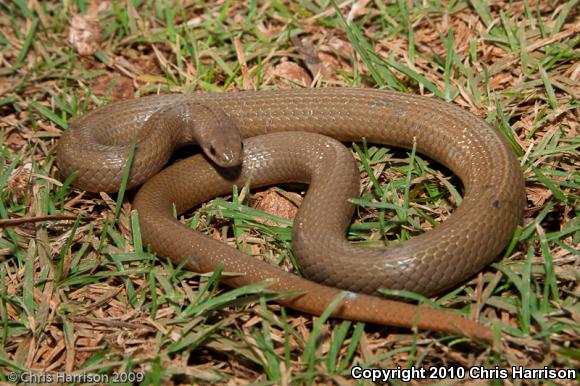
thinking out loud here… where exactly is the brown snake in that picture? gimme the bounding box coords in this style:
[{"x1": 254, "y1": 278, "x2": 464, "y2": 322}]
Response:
[{"x1": 57, "y1": 88, "x2": 526, "y2": 341}]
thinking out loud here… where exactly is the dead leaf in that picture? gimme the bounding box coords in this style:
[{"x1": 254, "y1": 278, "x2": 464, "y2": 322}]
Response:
[
  {"x1": 526, "y1": 185, "x2": 552, "y2": 209},
  {"x1": 68, "y1": 14, "x2": 101, "y2": 56},
  {"x1": 272, "y1": 62, "x2": 312, "y2": 88},
  {"x1": 318, "y1": 52, "x2": 341, "y2": 79},
  {"x1": 291, "y1": 36, "x2": 326, "y2": 79},
  {"x1": 253, "y1": 190, "x2": 301, "y2": 226},
  {"x1": 92, "y1": 73, "x2": 134, "y2": 100},
  {"x1": 7, "y1": 162, "x2": 32, "y2": 202}
]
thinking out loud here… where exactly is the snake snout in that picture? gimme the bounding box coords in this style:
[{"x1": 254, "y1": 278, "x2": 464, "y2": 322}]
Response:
[{"x1": 203, "y1": 141, "x2": 243, "y2": 168}]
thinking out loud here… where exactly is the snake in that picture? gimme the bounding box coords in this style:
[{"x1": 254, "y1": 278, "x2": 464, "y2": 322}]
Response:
[{"x1": 56, "y1": 88, "x2": 526, "y2": 341}]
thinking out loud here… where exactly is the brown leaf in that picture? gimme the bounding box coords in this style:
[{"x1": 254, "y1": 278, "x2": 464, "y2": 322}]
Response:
[
  {"x1": 253, "y1": 190, "x2": 301, "y2": 226},
  {"x1": 92, "y1": 73, "x2": 134, "y2": 101},
  {"x1": 7, "y1": 163, "x2": 32, "y2": 202},
  {"x1": 318, "y1": 52, "x2": 341, "y2": 79},
  {"x1": 68, "y1": 14, "x2": 101, "y2": 56},
  {"x1": 326, "y1": 37, "x2": 354, "y2": 57},
  {"x1": 526, "y1": 185, "x2": 552, "y2": 209},
  {"x1": 291, "y1": 36, "x2": 326, "y2": 79},
  {"x1": 272, "y1": 62, "x2": 312, "y2": 88},
  {"x1": 347, "y1": 0, "x2": 372, "y2": 22}
]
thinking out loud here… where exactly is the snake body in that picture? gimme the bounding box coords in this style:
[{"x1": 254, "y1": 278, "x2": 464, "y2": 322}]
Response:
[{"x1": 57, "y1": 88, "x2": 526, "y2": 341}]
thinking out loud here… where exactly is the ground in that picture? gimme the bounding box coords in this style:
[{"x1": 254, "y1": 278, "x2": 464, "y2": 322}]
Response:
[{"x1": 0, "y1": 1, "x2": 578, "y2": 385}]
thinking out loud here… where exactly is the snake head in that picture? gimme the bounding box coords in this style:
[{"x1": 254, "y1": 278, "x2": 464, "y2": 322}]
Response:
[
  {"x1": 201, "y1": 135, "x2": 243, "y2": 168},
  {"x1": 191, "y1": 104, "x2": 244, "y2": 168}
]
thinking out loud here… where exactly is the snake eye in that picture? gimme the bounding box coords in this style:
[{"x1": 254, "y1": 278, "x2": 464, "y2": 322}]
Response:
[{"x1": 208, "y1": 145, "x2": 217, "y2": 157}]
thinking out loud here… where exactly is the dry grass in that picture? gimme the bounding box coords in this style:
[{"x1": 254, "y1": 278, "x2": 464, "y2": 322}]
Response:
[{"x1": 0, "y1": 1, "x2": 578, "y2": 385}]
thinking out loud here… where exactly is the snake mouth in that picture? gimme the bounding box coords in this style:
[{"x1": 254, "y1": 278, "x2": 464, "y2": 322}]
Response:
[{"x1": 204, "y1": 143, "x2": 243, "y2": 168}]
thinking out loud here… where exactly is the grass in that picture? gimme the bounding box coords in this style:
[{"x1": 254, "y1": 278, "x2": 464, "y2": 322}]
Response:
[{"x1": 0, "y1": 0, "x2": 578, "y2": 385}]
